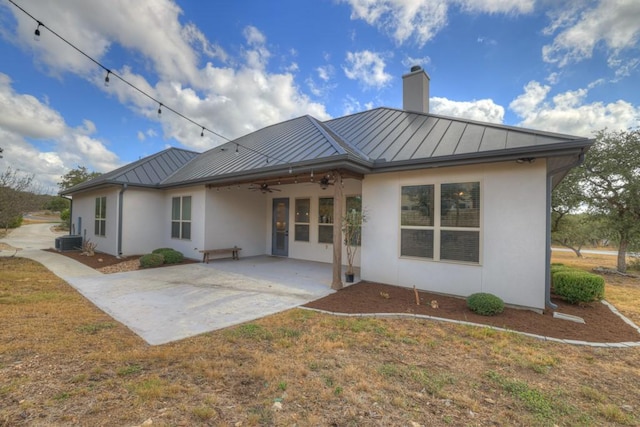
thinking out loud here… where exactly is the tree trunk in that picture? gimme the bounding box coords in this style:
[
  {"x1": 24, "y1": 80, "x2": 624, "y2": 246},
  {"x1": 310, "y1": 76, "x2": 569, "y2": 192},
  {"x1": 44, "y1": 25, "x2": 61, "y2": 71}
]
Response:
[
  {"x1": 618, "y1": 239, "x2": 629, "y2": 273},
  {"x1": 331, "y1": 171, "x2": 344, "y2": 290}
]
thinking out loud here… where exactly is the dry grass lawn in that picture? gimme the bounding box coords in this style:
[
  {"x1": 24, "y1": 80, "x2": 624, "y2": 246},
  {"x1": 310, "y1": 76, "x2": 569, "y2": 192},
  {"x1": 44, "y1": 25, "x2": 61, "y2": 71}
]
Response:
[{"x1": 1, "y1": 252, "x2": 639, "y2": 426}]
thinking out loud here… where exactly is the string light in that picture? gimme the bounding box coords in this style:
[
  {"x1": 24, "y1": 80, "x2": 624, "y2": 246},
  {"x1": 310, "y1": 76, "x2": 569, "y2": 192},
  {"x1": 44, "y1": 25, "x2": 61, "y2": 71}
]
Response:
[
  {"x1": 8, "y1": 0, "x2": 296, "y2": 172},
  {"x1": 33, "y1": 21, "x2": 42, "y2": 40}
]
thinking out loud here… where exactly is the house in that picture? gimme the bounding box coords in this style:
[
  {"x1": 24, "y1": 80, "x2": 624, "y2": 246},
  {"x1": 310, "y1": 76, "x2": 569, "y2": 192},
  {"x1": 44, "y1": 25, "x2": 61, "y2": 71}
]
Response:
[{"x1": 61, "y1": 67, "x2": 593, "y2": 311}]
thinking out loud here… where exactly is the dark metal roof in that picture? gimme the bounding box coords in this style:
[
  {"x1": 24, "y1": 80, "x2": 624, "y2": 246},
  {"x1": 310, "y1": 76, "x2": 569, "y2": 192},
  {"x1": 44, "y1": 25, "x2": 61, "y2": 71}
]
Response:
[
  {"x1": 163, "y1": 115, "x2": 364, "y2": 185},
  {"x1": 63, "y1": 107, "x2": 593, "y2": 194},
  {"x1": 323, "y1": 107, "x2": 590, "y2": 163},
  {"x1": 60, "y1": 147, "x2": 199, "y2": 195}
]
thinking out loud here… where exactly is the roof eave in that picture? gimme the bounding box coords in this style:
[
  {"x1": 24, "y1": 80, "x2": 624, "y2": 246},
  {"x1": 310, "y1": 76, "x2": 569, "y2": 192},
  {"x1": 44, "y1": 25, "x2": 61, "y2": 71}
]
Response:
[{"x1": 371, "y1": 139, "x2": 594, "y2": 173}]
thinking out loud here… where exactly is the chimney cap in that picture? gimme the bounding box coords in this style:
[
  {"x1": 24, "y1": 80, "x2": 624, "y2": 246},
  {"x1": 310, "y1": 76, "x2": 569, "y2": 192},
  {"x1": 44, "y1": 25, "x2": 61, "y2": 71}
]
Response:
[{"x1": 410, "y1": 65, "x2": 422, "y2": 72}]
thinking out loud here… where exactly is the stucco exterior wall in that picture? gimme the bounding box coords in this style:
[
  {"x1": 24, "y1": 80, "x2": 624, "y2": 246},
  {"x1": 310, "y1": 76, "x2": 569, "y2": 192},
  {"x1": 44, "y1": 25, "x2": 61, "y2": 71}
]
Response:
[
  {"x1": 204, "y1": 187, "x2": 266, "y2": 258},
  {"x1": 70, "y1": 187, "x2": 120, "y2": 255},
  {"x1": 120, "y1": 188, "x2": 164, "y2": 256},
  {"x1": 360, "y1": 161, "x2": 547, "y2": 310}
]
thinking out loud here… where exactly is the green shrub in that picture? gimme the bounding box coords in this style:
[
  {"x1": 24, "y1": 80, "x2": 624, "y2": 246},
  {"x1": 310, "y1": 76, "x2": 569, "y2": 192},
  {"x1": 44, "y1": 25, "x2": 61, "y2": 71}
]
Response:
[
  {"x1": 139, "y1": 253, "x2": 165, "y2": 268},
  {"x1": 151, "y1": 248, "x2": 184, "y2": 264},
  {"x1": 60, "y1": 208, "x2": 70, "y2": 222},
  {"x1": 552, "y1": 271, "x2": 604, "y2": 304},
  {"x1": 467, "y1": 293, "x2": 505, "y2": 316}
]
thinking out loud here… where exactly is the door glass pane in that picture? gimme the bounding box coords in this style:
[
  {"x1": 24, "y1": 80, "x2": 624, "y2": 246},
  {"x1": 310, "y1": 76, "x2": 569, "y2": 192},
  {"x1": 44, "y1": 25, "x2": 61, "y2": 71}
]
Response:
[
  {"x1": 441, "y1": 182, "x2": 480, "y2": 227},
  {"x1": 401, "y1": 185, "x2": 434, "y2": 226},
  {"x1": 276, "y1": 202, "x2": 287, "y2": 232}
]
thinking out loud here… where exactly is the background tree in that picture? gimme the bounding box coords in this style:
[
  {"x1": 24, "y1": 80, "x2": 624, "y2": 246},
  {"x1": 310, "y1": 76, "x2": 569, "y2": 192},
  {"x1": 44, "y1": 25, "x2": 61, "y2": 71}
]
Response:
[
  {"x1": 577, "y1": 129, "x2": 640, "y2": 272},
  {"x1": 0, "y1": 167, "x2": 40, "y2": 231},
  {"x1": 58, "y1": 166, "x2": 101, "y2": 191}
]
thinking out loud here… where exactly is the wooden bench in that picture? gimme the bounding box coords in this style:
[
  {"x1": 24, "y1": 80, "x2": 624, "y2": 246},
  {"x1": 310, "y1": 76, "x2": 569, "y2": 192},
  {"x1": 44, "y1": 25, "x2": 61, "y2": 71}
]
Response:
[{"x1": 199, "y1": 247, "x2": 241, "y2": 263}]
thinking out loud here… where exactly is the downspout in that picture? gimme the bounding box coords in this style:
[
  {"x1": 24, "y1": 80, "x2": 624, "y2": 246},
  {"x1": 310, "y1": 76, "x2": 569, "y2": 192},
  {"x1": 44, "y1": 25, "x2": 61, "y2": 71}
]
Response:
[
  {"x1": 117, "y1": 184, "x2": 128, "y2": 257},
  {"x1": 545, "y1": 152, "x2": 585, "y2": 310}
]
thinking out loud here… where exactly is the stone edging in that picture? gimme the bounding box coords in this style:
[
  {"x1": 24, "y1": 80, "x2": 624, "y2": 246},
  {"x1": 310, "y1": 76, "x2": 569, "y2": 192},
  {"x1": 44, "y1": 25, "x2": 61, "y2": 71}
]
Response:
[{"x1": 300, "y1": 299, "x2": 640, "y2": 348}]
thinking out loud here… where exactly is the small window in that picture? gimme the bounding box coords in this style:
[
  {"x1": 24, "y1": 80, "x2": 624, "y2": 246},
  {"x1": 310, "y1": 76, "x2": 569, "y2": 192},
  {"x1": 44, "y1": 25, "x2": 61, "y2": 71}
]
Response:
[
  {"x1": 318, "y1": 197, "x2": 333, "y2": 244},
  {"x1": 171, "y1": 196, "x2": 192, "y2": 240},
  {"x1": 294, "y1": 198, "x2": 310, "y2": 242},
  {"x1": 94, "y1": 196, "x2": 106, "y2": 237},
  {"x1": 400, "y1": 185, "x2": 434, "y2": 258}
]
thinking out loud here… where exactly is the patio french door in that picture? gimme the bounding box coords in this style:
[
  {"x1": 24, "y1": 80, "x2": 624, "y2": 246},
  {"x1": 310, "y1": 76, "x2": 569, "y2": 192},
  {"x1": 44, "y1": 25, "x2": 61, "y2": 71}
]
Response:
[{"x1": 271, "y1": 198, "x2": 289, "y2": 257}]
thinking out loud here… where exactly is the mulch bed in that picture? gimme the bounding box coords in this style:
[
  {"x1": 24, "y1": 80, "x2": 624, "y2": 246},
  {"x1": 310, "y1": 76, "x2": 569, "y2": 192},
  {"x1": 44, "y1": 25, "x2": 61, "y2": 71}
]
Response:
[
  {"x1": 44, "y1": 249, "x2": 196, "y2": 270},
  {"x1": 48, "y1": 249, "x2": 640, "y2": 343},
  {"x1": 304, "y1": 282, "x2": 640, "y2": 343}
]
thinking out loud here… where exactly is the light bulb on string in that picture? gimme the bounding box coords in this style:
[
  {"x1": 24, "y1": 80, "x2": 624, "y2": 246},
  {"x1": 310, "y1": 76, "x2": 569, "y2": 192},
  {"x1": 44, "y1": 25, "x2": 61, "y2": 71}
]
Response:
[
  {"x1": 201, "y1": 127, "x2": 205, "y2": 137},
  {"x1": 104, "y1": 70, "x2": 110, "y2": 87},
  {"x1": 235, "y1": 144, "x2": 239, "y2": 155},
  {"x1": 157, "y1": 103, "x2": 162, "y2": 117},
  {"x1": 34, "y1": 21, "x2": 42, "y2": 41}
]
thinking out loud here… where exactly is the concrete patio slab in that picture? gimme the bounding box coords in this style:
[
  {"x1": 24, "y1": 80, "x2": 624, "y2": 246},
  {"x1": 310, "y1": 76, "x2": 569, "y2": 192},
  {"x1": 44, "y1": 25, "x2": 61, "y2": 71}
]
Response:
[{"x1": 1, "y1": 224, "x2": 338, "y2": 345}]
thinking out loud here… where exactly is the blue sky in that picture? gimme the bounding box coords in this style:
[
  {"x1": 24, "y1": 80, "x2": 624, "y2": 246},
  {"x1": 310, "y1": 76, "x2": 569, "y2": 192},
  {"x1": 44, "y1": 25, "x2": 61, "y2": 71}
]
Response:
[{"x1": 0, "y1": 0, "x2": 639, "y2": 191}]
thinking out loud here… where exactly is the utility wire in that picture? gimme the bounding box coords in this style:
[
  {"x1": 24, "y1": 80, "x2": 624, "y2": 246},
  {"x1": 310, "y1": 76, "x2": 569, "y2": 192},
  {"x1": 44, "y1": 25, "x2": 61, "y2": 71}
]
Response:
[{"x1": 7, "y1": 0, "x2": 296, "y2": 167}]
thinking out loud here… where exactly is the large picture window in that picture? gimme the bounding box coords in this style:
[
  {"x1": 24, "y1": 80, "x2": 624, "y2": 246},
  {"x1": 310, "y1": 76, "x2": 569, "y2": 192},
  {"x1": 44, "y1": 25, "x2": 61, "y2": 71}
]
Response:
[
  {"x1": 171, "y1": 196, "x2": 191, "y2": 240},
  {"x1": 94, "y1": 196, "x2": 106, "y2": 237},
  {"x1": 318, "y1": 197, "x2": 333, "y2": 244},
  {"x1": 400, "y1": 182, "x2": 480, "y2": 263},
  {"x1": 294, "y1": 198, "x2": 310, "y2": 242}
]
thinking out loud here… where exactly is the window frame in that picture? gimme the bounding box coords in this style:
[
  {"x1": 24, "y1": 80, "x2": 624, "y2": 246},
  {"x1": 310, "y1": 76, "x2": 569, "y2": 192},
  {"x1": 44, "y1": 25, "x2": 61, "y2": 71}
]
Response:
[
  {"x1": 294, "y1": 198, "x2": 310, "y2": 242},
  {"x1": 94, "y1": 196, "x2": 106, "y2": 237},
  {"x1": 171, "y1": 195, "x2": 192, "y2": 240},
  {"x1": 399, "y1": 181, "x2": 481, "y2": 265},
  {"x1": 317, "y1": 197, "x2": 334, "y2": 244}
]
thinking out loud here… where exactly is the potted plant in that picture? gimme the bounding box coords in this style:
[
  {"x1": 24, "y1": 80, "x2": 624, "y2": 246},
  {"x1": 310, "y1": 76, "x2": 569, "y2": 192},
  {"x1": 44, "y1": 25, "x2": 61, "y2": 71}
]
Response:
[{"x1": 341, "y1": 208, "x2": 366, "y2": 282}]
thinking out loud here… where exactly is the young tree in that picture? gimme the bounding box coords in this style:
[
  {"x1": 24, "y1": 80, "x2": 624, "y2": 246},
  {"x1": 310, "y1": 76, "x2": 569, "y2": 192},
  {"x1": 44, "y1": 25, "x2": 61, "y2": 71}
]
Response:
[
  {"x1": 579, "y1": 129, "x2": 640, "y2": 272},
  {"x1": 0, "y1": 167, "x2": 40, "y2": 231},
  {"x1": 58, "y1": 166, "x2": 101, "y2": 191}
]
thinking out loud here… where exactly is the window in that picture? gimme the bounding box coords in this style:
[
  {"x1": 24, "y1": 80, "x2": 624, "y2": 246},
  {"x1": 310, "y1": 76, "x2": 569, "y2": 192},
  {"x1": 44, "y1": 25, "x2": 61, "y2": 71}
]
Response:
[
  {"x1": 318, "y1": 197, "x2": 333, "y2": 244},
  {"x1": 400, "y1": 185, "x2": 434, "y2": 258},
  {"x1": 400, "y1": 182, "x2": 480, "y2": 263},
  {"x1": 171, "y1": 196, "x2": 191, "y2": 240},
  {"x1": 294, "y1": 198, "x2": 310, "y2": 242},
  {"x1": 94, "y1": 196, "x2": 106, "y2": 237},
  {"x1": 440, "y1": 182, "x2": 480, "y2": 262}
]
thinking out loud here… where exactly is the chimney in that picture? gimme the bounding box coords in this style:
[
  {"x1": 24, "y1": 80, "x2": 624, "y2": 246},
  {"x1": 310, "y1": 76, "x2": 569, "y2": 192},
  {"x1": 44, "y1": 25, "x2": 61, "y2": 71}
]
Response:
[{"x1": 402, "y1": 65, "x2": 430, "y2": 114}]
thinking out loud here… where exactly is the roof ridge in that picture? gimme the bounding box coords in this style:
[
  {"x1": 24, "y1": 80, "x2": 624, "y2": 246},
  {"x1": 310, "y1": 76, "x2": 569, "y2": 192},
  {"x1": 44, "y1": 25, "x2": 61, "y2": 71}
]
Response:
[{"x1": 309, "y1": 117, "x2": 371, "y2": 162}]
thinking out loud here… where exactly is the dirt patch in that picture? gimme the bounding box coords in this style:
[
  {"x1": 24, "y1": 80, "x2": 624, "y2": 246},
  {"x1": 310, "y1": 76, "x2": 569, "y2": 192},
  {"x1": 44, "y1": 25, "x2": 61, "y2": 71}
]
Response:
[{"x1": 304, "y1": 282, "x2": 640, "y2": 343}]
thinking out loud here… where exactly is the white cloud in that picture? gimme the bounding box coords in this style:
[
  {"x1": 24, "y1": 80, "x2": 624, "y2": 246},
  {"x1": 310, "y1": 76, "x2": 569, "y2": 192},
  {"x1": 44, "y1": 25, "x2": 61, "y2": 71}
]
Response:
[
  {"x1": 2, "y1": 4, "x2": 331, "y2": 156},
  {"x1": 317, "y1": 65, "x2": 335, "y2": 82},
  {"x1": 137, "y1": 131, "x2": 146, "y2": 141},
  {"x1": 0, "y1": 73, "x2": 120, "y2": 191},
  {"x1": 343, "y1": 50, "x2": 392, "y2": 89},
  {"x1": 342, "y1": 95, "x2": 375, "y2": 115},
  {"x1": 342, "y1": 0, "x2": 533, "y2": 46},
  {"x1": 402, "y1": 55, "x2": 431, "y2": 69},
  {"x1": 542, "y1": 0, "x2": 640, "y2": 71},
  {"x1": 430, "y1": 97, "x2": 505, "y2": 123},
  {"x1": 509, "y1": 79, "x2": 640, "y2": 135}
]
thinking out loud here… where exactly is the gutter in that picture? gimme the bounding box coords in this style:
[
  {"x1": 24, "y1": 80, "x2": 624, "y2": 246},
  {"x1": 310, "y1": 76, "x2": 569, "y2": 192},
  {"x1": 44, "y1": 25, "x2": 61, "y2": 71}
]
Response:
[
  {"x1": 117, "y1": 184, "x2": 128, "y2": 257},
  {"x1": 545, "y1": 152, "x2": 586, "y2": 310}
]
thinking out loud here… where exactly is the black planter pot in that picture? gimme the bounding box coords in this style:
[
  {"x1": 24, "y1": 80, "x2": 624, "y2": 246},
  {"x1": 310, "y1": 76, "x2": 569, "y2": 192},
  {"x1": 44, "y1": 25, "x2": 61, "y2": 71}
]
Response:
[{"x1": 345, "y1": 273, "x2": 355, "y2": 283}]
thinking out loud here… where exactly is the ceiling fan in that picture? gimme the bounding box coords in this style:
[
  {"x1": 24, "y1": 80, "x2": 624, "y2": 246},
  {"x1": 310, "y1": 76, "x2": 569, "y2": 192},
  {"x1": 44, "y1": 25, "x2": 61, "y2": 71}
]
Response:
[
  {"x1": 319, "y1": 175, "x2": 333, "y2": 190},
  {"x1": 250, "y1": 183, "x2": 281, "y2": 193}
]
